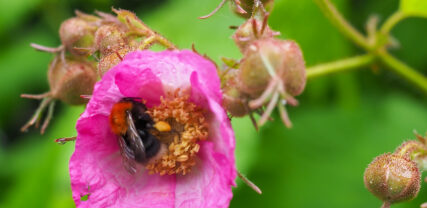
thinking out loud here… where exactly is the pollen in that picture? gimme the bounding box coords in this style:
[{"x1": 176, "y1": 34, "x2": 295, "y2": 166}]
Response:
[
  {"x1": 145, "y1": 95, "x2": 208, "y2": 176},
  {"x1": 153, "y1": 121, "x2": 172, "y2": 132}
]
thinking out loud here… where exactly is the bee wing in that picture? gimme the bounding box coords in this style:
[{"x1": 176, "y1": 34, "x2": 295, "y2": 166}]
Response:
[
  {"x1": 118, "y1": 135, "x2": 137, "y2": 174},
  {"x1": 126, "y1": 112, "x2": 146, "y2": 162}
]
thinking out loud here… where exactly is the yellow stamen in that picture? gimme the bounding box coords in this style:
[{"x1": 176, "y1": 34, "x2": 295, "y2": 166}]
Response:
[{"x1": 146, "y1": 95, "x2": 208, "y2": 175}]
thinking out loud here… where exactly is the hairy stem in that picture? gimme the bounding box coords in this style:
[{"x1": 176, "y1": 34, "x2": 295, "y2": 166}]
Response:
[
  {"x1": 306, "y1": 54, "x2": 375, "y2": 80},
  {"x1": 314, "y1": 0, "x2": 370, "y2": 50},
  {"x1": 378, "y1": 51, "x2": 427, "y2": 94}
]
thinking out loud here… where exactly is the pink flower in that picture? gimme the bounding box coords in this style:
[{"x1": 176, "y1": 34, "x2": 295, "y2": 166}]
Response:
[{"x1": 69, "y1": 50, "x2": 236, "y2": 208}]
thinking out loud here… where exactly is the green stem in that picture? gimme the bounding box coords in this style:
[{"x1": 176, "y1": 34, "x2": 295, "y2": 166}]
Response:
[
  {"x1": 314, "y1": 0, "x2": 427, "y2": 93},
  {"x1": 380, "y1": 11, "x2": 407, "y2": 35},
  {"x1": 306, "y1": 54, "x2": 375, "y2": 80},
  {"x1": 314, "y1": 0, "x2": 370, "y2": 50},
  {"x1": 378, "y1": 51, "x2": 427, "y2": 94}
]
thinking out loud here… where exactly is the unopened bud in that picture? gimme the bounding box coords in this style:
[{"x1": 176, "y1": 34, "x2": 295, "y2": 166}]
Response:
[
  {"x1": 364, "y1": 153, "x2": 420, "y2": 204},
  {"x1": 48, "y1": 58, "x2": 97, "y2": 105},
  {"x1": 232, "y1": 16, "x2": 277, "y2": 53},
  {"x1": 21, "y1": 57, "x2": 97, "y2": 133},
  {"x1": 94, "y1": 24, "x2": 128, "y2": 57},
  {"x1": 98, "y1": 47, "x2": 130, "y2": 77},
  {"x1": 59, "y1": 17, "x2": 97, "y2": 56},
  {"x1": 223, "y1": 84, "x2": 249, "y2": 117},
  {"x1": 238, "y1": 38, "x2": 306, "y2": 97}
]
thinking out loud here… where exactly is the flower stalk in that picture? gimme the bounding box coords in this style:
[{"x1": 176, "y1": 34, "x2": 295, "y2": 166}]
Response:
[
  {"x1": 306, "y1": 54, "x2": 375, "y2": 80},
  {"x1": 379, "y1": 11, "x2": 407, "y2": 35},
  {"x1": 314, "y1": 0, "x2": 370, "y2": 50},
  {"x1": 378, "y1": 51, "x2": 427, "y2": 93},
  {"x1": 312, "y1": 0, "x2": 427, "y2": 94}
]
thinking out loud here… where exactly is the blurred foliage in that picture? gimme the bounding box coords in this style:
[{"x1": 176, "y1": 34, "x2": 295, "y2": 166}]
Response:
[
  {"x1": 400, "y1": 0, "x2": 427, "y2": 18},
  {"x1": 0, "y1": 0, "x2": 426, "y2": 208}
]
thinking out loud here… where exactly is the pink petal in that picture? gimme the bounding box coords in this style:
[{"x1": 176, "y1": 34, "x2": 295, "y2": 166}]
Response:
[
  {"x1": 175, "y1": 142, "x2": 234, "y2": 207},
  {"x1": 70, "y1": 115, "x2": 176, "y2": 208}
]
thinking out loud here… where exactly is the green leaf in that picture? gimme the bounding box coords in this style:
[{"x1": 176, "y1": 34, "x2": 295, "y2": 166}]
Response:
[{"x1": 400, "y1": 0, "x2": 427, "y2": 18}]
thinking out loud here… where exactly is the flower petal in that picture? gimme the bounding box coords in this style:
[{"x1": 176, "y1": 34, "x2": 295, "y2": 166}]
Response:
[
  {"x1": 175, "y1": 141, "x2": 234, "y2": 208},
  {"x1": 174, "y1": 72, "x2": 236, "y2": 208},
  {"x1": 115, "y1": 66, "x2": 164, "y2": 107},
  {"x1": 70, "y1": 115, "x2": 176, "y2": 208}
]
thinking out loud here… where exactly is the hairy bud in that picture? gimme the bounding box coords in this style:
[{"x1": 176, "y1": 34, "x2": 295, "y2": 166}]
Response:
[
  {"x1": 222, "y1": 71, "x2": 249, "y2": 117},
  {"x1": 220, "y1": 38, "x2": 307, "y2": 128},
  {"x1": 232, "y1": 17, "x2": 277, "y2": 53},
  {"x1": 21, "y1": 57, "x2": 97, "y2": 133},
  {"x1": 94, "y1": 24, "x2": 128, "y2": 57},
  {"x1": 364, "y1": 153, "x2": 421, "y2": 204},
  {"x1": 59, "y1": 17, "x2": 97, "y2": 56},
  {"x1": 98, "y1": 47, "x2": 130, "y2": 77},
  {"x1": 48, "y1": 58, "x2": 97, "y2": 105},
  {"x1": 238, "y1": 38, "x2": 306, "y2": 97},
  {"x1": 223, "y1": 87, "x2": 249, "y2": 117}
]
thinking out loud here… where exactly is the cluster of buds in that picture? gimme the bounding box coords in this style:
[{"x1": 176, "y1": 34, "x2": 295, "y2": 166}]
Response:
[
  {"x1": 364, "y1": 132, "x2": 427, "y2": 208},
  {"x1": 219, "y1": 0, "x2": 306, "y2": 129},
  {"x1": 22, "y1": 9, "x2": 175, "y2": 134}
]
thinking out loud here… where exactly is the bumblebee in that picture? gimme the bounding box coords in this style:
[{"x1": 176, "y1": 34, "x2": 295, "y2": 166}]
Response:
[{"x1": 109, "y1": 97, "x2": 170, "y2": 174}]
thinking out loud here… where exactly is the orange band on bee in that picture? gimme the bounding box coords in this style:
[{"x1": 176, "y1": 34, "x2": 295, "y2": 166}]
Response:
[{"x1": 109, "y1": 102, "x2": 133, "y2": 135}]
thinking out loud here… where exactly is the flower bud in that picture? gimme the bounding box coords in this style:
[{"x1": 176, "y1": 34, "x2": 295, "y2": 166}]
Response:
[
  {"x1": 98, "y1": 47, "x2": 131, "y2": 77},
  {"x1": 364, "y1": 153, "x2": 420, "y2": 204},
  {"x1": 232, "y1": 17, "x2": 277, "y2": 53},
  {"x1": 238, "y1": 38, "x2": 306, "y2": 97},
  {"x1": 48, "y1": 58, "x2": 98, "y2": 105},
  {"x1": 232, "y1": 0, "x2": 275, "y2": 19},
  {"x1": 222, "y1": 73, "x2": 249, "y2": 117},
  {"x1": 94, "y1": 24, "x2": 128, "y2": 57},
  {"x1": 59, "y1": 17, "x2": 97, "y2": 56},
  {"x1": 223, "y1": 87, "x2": 248, "y2": 117}
]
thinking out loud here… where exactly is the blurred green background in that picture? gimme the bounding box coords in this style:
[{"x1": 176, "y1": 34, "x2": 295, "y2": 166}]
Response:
[{"x1": 0, "y1": 0, "x2": 426, "y2": 207}]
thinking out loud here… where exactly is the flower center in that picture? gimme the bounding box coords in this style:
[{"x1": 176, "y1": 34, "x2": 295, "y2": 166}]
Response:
[{"x1": 145, "y1": 95, "x2": 208, "y2": 175}]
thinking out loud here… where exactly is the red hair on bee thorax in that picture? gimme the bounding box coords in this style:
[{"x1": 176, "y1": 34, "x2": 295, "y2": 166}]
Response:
[{"x1": 109, "y1": 101, "x2": 133, "y2": 135}]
